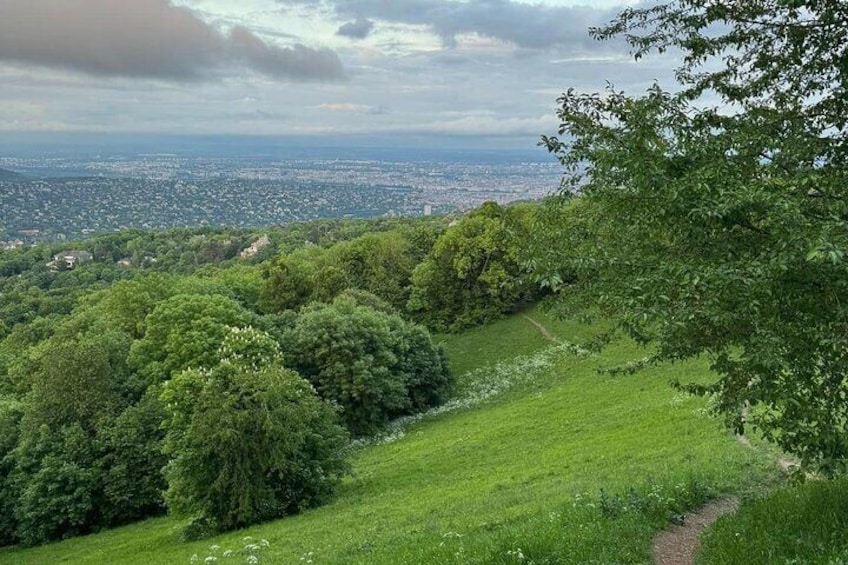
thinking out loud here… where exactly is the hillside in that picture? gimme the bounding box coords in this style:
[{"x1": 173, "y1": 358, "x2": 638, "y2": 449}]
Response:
[
  {"x1": 0, "y1": 308, "x2": 780, "y2": 565},
  {"x1": 0, "y1": 168, "x2": 24, "y2": 181}
]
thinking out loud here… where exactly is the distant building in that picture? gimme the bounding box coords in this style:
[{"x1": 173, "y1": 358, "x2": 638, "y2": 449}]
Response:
[
  {"x1": 50, "y1": 250, "x2": 93, "y2": 270},
  {"x1": 423, "y1": 204, "x2": 433, "y2": 216},
  {"x1": 0, "y1": 239, "x2": 24, "y2": 250}
]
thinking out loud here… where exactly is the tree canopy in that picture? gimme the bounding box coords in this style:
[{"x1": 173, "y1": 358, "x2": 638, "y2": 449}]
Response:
[
  {"x1": 283, "y1": 295, "x2": 452, "y2": 436},
  {"x1": 408, "y1": 202, "x2": 536, "y2": 332},
  {"x1": 541, "y1": 0, "x2": 848, "y2": 471},
  {"x1": 161, "y1": 327, "x2": 348, "y2": 537}
]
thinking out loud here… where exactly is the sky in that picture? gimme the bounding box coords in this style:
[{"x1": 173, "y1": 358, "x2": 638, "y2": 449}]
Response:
[{"x1": 0, "y1": 0, "x2": 676, "y2": 149}]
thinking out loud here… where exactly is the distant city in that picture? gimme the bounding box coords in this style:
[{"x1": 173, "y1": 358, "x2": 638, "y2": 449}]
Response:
[{"x1": 0, "y1": 151, "x2": 560, "y2": 245}]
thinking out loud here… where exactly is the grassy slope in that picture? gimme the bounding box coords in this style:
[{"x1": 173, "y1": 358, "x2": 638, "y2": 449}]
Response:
[{"x1": 0, "y1": 308, "x2": 780, "y2": 564}]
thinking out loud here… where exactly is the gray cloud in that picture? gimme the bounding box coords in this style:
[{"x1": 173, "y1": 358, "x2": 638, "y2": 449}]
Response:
[
  {"x1": 285, "y1": 0, "x2": 621, "y2": 50},
  {"x1": 0, "y1": 0, "x2": 345, "y2": 81},
  {"x1": 336, "y1": 18, "x2": 375, "y2": 39}
]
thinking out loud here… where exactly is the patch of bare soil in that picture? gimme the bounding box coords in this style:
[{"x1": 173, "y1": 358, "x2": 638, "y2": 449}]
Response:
[
  {"x1": 653, "y1": 421, "x2": 798, "y2": 564},
  {"x1": 652, "y1": 497, "x2": 739, "y2": 565}
]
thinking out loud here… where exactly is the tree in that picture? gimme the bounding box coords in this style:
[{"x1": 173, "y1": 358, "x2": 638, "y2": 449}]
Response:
[
  {"x1": 541, "y1": 0, "x2": 848, "y2": 471},
  {"x1": 0, "y1": 397, "x2": 23, "y2": 546},
  {"x1": 160, "y1": 327, "x2": 348, "y2": 537},
  {"x1": 128, "y1": 293, "x2": 256, "y2": 383},
  {"x1": 5, "y1": 329, "x2": 153, "y2": 545},
  {"x1": 408, "y1": 202, "x2": 535, "y2": 332},
  {"x1": 284, "y1": 296, "x2": 452, "y2": 436},
  {"x1": 259, "y1": 228, "x2": 427, "y2": 314},
  {"x1": 258, "y1": 250, "x2": 321, "y2": 313}
]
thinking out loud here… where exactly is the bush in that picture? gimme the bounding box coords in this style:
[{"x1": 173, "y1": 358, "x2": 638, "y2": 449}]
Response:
[{"x1": 161, "y1": 327, "x2": 349, "y2": 535}]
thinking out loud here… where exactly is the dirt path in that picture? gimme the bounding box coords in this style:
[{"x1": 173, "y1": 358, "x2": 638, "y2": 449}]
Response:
[
  {"x1": 522, "y1": 314, "x2": 561, "y2": 344},
  {"x1": 653, "y1": 420, "x2": 798, "y2": 564},
  {"x1": 652, "y1": 497, "x2": 739, "y2": 565}
]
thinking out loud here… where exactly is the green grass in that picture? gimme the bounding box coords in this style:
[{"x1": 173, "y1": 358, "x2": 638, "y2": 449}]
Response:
[
  {"x1": 0, "y1": 310, "x2": 780, "y2": 564},
  {"x1": 698, "y1": 478, "x2": 848, "y2": 565},
  {"x1": 437, "y1": 305, "x2": 606, "y2": 379}
]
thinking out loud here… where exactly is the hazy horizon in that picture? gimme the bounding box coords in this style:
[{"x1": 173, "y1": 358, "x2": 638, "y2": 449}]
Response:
[{"x1": 0, "y1": 1, "x2": 670, "y2": 146}]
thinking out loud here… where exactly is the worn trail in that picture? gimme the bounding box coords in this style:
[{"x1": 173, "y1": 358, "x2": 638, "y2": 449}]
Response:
[
  {"x1": 653, "y1": 415, "x2": 798, "y2": 563},
  {"x1": 652, "y1": 497, "x2": 739, "y2": 565}
]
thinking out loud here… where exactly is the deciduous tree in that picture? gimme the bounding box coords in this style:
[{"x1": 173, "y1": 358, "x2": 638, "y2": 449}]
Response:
[{"x1": 541, "y1": 0, "x2": 848, "y2": 471}]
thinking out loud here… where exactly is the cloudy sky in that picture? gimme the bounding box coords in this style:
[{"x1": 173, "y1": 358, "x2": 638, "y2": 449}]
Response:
[{"x1": 0, "y1": 0, "x2": 675, "y2": 147}]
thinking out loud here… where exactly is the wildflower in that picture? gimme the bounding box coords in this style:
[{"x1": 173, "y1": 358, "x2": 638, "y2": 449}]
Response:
[{"x1": 507, "y1": 548, "x2": 526, "y2": 561}]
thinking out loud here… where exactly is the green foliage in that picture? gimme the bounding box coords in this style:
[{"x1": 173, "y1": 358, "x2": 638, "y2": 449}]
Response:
[
  {"x1": 128, "y1": 293, "x2": 256, "y2": 384},
  {"x1": 0, "y1": 313, "x2": 779, "y2": 565},
  {"x1": 258, "y1": 249, "x2": 322, "y2": 313},
  {"x1": 83, "y1": 274, "x2": 177, "y2": 339},
  {"x1": 24, "y1": 330, "x2": 132, "y2": 431},
  {"x1": 259, "y1": 226, "x2": 437, "y2": 314},
  {"x1": 541, "y1": 0, "x2": 848, "y2": 470},
  {"x1": 408, "y1": 202, "x2": 536, "y2": 332},
  {"x1": 322, "y1": 230, "x2": 419, "y2": 310},
  {"x1": 186, "y1": 265, "x2": 264, "y2": 311},
  {"x1": 0, "y1": 216, "x2": 455, "y2": 549},
  {"x1": 161, "y1": 327, "x2": 348, "y2": 536},
  {"x1": 98, "y1": 390, "x2": 167, "y2": 526},
  {"x1": 2, "y1": 328, "x2": 166, "y2": 546},
  {"x1": 284, "y1": 296, "x2": 451, "y2": 436},
  {"x1": 0, "y1": 398, "x2": 24, "y2": 546},
  {"x1": 14, "y1": 446, "x2": 100, "y2": 546}
]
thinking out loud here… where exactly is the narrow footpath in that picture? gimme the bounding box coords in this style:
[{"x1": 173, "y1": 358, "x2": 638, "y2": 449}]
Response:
[
  {"x1": 522, "y1": 312, "x2": 794, "y2": 565},
  {"x1": 522, "y1": 314, "x2": 561, "y2": 344}
]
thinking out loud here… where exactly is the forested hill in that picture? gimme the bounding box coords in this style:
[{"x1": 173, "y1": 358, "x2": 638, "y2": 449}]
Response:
[
  {"x1": 0, "y1": 201, "x2": 546, "y2": 546},
  {"x1": 0, "y1": 168, "x2": 25, "y2": 180}
]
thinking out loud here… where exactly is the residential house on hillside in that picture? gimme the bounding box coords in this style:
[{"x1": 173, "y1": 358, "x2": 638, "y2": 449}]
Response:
[{"x1": 49, "y1": 250, "x2": 93, "y2": 270}]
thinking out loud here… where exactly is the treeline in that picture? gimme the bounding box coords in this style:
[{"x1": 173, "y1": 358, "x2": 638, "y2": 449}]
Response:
[{"x1": 0, "y1": 201, "x2": 554, "y2": 546}]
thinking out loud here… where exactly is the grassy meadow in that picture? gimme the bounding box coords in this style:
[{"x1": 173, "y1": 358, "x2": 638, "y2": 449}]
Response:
[{"x1": 0, "y1": 308, "x2": 783, "y2": 564}]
